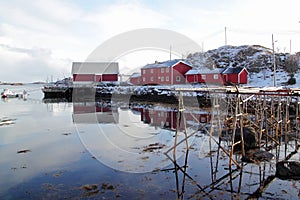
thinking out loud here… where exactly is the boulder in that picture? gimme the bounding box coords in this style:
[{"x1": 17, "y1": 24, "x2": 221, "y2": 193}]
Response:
[
  {"x1": 234, "y1": 127, "x2": 258, "y2": 150},
  {"x1": 276, "y1": 161, "x2": 300, "y2": 180}
]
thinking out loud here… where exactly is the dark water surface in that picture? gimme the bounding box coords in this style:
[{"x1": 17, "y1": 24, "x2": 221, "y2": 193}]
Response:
[{"x1": 0, "y1": 84, "x2": 300, "y2": 199}]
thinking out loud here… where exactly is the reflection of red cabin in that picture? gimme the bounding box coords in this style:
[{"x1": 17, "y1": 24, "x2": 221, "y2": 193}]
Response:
[
  {"x1": 138, "y1": 107, "x2": 211, "y2": 130},
  {"x1": 141, "y1": 59, "x2": 192, "y2": 85},
  {"x1": 222, "y1": 67, "x2": 248, "y2": 84},
  {"x1": 128, "y1": 72, "x2": 141, "y2": 85},
  {"x1": 185, "y1": 68, "x2": 225, "y2": 84},
  {"x1": 73, "y1": 102, "x2": 118, "y2": 124},
  {"x1": 140, "y1": 109, "x2": 179, "y2": 130}
]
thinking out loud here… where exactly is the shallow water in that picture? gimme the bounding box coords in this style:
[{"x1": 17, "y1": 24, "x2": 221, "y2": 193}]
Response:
[{"x1": 0, "y1": 85, "x2": 300, "y2": 199}]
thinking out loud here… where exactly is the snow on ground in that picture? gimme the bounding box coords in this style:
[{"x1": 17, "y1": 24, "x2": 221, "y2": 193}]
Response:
[{"x1": 247, "y1": 69, "x2": 300, "y2": 88}]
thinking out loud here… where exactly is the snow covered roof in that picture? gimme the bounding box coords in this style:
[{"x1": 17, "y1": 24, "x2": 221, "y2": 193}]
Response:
[
  {"x1": 185, "y1": 68, "x2": 224, "y2": 75},
  {"x1": 72, "y1": 62, "x2": 119, "y2": 74},
  {"x1": 130, "y1": 72, "x2": 141, "y2": 78},
  {"x1": 222, "y1": 67, "x2": 247, "y2": 74},
  {"x1": 141, "y1": 59, "x2": 192, "y2": 69}
]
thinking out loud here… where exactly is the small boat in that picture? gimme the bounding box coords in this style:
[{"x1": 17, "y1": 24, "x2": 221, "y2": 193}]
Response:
[
  {"x1": 1, "y1": 88, "x2": 16, "y2": 98},
  {"x1": 1, "y1": 89, "x2": 28, "y2": 99}
]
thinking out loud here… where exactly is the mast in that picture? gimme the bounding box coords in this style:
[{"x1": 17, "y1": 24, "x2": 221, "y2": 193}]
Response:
[{"x1": 272, "y1": 34, "x2": 276, "y2": 87}]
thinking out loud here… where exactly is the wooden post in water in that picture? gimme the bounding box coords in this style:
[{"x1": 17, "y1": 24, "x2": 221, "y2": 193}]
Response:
[{"x1": 296, "y1": 98, "x2": 300, "y2": 138}]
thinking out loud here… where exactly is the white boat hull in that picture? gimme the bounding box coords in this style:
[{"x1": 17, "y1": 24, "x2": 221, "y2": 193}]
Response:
[{"x1": 1, "y1": 89, "x2": 27, "y2": 99}]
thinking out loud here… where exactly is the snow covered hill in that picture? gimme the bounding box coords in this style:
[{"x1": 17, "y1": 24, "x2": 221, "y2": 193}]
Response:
[{"x1": 186, "y1": 45, "x2": 300, "y2": 88}]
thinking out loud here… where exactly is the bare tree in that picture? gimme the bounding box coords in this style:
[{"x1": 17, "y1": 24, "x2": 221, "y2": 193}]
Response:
[{"x1": 285, "y1": 55, "x2": 299, "y2": 73}]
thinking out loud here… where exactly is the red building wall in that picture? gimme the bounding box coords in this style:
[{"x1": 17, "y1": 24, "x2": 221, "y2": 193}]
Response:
[
  {"x1": 73, "y1": 74, "x2": 118, "y2": 82},
  {"x1": 129, "y1": 77, "x2": 141, "y2": 85},
  {"x1": 73, "y1": 74, "x2": 95, "y2": 82},
  {"x1": 102, "y1": 74, "x2": 118, "y2": 81},
  {"x1": 95, "y1": 75, "x2": 102, "y2": 82},
  {"x1": 239, "y1": 70, "x2": 248, "y2": 84},
  {"x1": 204, "y1": 74, "x2": 225, "y2": 84},
  {"x1": 226, "y1": 69, "x2": 248, "y2": 84},
  {"x1": 186, "y1": 74, "x2": 201, "y2": 83},
  {"x1": 141, "y1": 62, "x2": 192, "y2": 85},
  {"x1": 226, "y1": 74, "x2": 237, "y2": 83},
  {"x1": 186, "y1": 74, "x2": 225, "y2": 84}
]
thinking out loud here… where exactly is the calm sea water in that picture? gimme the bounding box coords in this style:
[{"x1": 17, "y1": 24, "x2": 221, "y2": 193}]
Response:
[{"x1": 0, "y1": 84, "x2": 299, "y2": 199}]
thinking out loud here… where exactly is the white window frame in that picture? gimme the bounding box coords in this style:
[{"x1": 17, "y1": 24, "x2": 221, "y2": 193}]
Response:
[
  {"x1": 176, "y1": 76, "x2": 181, "y2": 82},
  {"x1": 166, "y1": 76, "x2": 169, "y2": 81},
  {"x1": 160, "y1": 121, "x2": 164, "y2": 127},
  {"x1": 166, "y1": 68, "x2": 169, "y2": 73},
  {"x1": 143, "y1": 69, "x2": 146, "y2": 74},
  {"x1": 213, "y1": 74, "x2": 219, "y2": 79},
  {"x1": 202, "y1": 74, "x2": 206, "y2": 80},
  {"x1": 151, "y1": 69, "x2": 154, "y2": 74},
  {"x1": 161, "y1": 68, "x2": 164, "y2": 73},
  {"x1": 143, "y1": 77, "x2": 146, "y2": 82},
  {"x1": 161, "y1": 76, "x2": 164, "y2": 81},
  {"x1": 150, "y1": 76, "x2": 154, "y2": 81}
]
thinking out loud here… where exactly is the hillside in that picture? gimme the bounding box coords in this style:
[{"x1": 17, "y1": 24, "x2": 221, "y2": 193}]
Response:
[{"x1": 186, "y1": 45, "x2": 300, "y2": 87}]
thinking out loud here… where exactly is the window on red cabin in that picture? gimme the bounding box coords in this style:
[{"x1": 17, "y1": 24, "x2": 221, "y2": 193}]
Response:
[
  {"x1": 151, "y1": 76, "x2": 154, "y2": 81},
  {"x1": 143, "y1": 69, "x2": 146, "y2": 74},
  {"x1": 166, "y1": 68, "x2": 169, "y2": 73},
  {"x1": 151, "y1": 69, "x2": 154, "y2": 74},
  {"x1": 202, "y1": 75, "x2": 206, "y2": 80},
  {"x1": 166, "y1": 76, "x2": 169, "y2": 81},
  {"x1": 161, "y1": 68, "x2": 164, "y2": 73},
  {"x1": 161, "y1": 76, "x2": 164, "y2": 81},
  {"x1": 143, "y1": 77, "x2": 146, "y2": 82},
  {"x1": 213, "y1": 74, "x2": 219, "y2": 79},
  {"x1": 176, "y1": 76, "x2": 180, "y2": 82}
]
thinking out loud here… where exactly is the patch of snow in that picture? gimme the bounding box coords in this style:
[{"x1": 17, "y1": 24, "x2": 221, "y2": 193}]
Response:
[{"x1": 248, "y1": 69, "x2": 300, "y2": 88}]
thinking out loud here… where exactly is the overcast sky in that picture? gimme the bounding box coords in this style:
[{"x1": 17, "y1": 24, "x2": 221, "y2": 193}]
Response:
[{"x1": 0, "y1": 0, "x2": 300, "y2": 82}]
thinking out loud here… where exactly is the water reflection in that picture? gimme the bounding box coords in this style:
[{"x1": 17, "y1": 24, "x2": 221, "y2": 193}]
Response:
[
  {"x1": 72, "y1": 100, "x2": 197, "y2": 173},
  {"x1": 73, "y1": 102, "x2": 119, "y2": 124},
  {"x1": 0, "y1": 99, "x2": 82, "y2": 197},
  {"x1": 136, "y1": 104, "x2": 211, "y2": 131},
  {"x1": 69, "y1": 99, "x2": 300, "y2": 198},
  {"x1": 72, "y1": 100, "x2": 211, "y2": 130},
  {"x1": 2, "y1": 90, "x2": 300, "y2": 199}
]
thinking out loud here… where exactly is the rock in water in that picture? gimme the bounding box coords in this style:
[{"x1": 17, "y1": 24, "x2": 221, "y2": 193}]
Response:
[
  {"x1": 242, "y1": 150, "x2": 274, "y2": 163},
  {"x1": 234, "y1": 127, "x2": 258, "y2": 151},
  {"x1": 276, "y1": 161, "x2": 300, "y2": 180}
]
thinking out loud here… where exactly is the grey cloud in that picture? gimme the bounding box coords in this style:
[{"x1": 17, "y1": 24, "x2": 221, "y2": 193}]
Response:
[
  {"x1": 0, "y1": 44, "x2": 52, "y2": 58},
  {"x1": 0, "y1": 54, "x2": 71, "y2": 83}
]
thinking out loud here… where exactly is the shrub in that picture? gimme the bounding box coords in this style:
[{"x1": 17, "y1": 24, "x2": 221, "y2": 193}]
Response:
[{"x1": 287, "y1": 74, "x2": 296, "y2": 85}]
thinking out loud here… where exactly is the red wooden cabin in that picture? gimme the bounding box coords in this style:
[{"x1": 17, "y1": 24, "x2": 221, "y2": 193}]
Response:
[
  {"x1": 185, "y1": 68, "x2": 225, "y2": 84},
  {"x1": 72, "y1": 62, "x2": 119, "y2": 84},
  {"x1": 222, "y1": 67, "x2": 248, "y2": 84},
  {"x1": 186, "y1": 66, "x2": 248, "y2": 85},
  {"x1": 141, "y1": 59, "x2": 192, "y2": 85}
]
